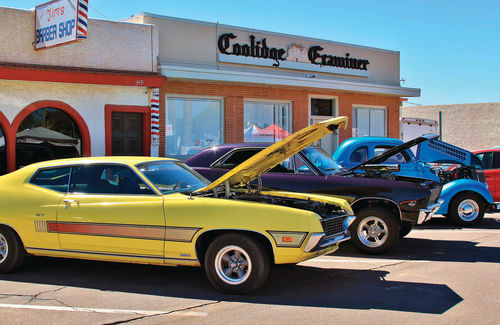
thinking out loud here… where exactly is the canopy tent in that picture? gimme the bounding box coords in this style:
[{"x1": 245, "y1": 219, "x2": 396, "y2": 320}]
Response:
[{"x1": 16, "y1": 127, "x2": 79, "y2": 146}]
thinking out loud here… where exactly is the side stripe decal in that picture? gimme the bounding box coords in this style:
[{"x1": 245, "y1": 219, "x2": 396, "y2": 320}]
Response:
[{"x1": 36, "y1": 221, "x2": 200, "y2": 242}]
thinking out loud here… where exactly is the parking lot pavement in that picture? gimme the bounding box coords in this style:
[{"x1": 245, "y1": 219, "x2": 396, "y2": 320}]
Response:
[{"x1": 1, "y1": 213, "x2": 499, "y2": 324}]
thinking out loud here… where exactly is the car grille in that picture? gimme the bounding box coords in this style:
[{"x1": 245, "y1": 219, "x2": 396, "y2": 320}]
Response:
[{"x1": 321, "y1": 215, "x2": 348, "y2": 237}]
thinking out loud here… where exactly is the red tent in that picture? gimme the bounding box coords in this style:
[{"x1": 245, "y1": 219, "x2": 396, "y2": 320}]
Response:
[{"x1": 256, "y1": 124, "x2": 290, "y2": 139}]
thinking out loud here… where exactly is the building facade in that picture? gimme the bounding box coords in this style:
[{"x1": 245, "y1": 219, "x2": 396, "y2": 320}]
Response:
[
  {"x1": 0, "y1": 6, "x2": 165, "y2": 174},
  {"x1": 129, "y1": 13, "x2": 420, "y2": 158},
  {"x1": 401, "y1": 102, "x2": 500, "y2": 151}
]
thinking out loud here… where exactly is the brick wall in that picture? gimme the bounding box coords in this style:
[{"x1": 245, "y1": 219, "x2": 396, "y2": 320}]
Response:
[{"x1": 159, "y1": 81, "x2": 401, "y2": 156}]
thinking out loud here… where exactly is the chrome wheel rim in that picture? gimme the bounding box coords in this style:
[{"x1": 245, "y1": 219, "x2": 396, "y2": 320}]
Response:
[
  {"x1": 0, "y1": 234, "x2": 8, "y2": 264},
  {"x1": 358, "y1": 216, "x2": 389, "y2": 248},
  {"x1": 215, "y1": 245, "x2": 252, "y2": 285},
  {"x1": 457, "y1": 199, "x2": 479, "y2": 222}
]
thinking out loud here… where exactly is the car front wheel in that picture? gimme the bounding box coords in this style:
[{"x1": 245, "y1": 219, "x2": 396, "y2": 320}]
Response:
[
  {"x1": 204, "y1": 233, "x2": 270, "y2": 293},
  {"x1": 0, "y1": 227, "x2": 25, "y2": 273},
  {"x1": 350, "y1": 207, "x2": 400, "y2": 254},
  {"x1": 447, "y1": 192, "x2": 485, "y2": 226}
]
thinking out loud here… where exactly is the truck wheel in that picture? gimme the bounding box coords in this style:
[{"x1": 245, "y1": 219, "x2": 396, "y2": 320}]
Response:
[
  {"x1": 399, "y1": 222, "x2": 414, "y2": 238},
  {"x1": 0, "y1": 227, "x2": 25, "y2": 273},
  {"x1": 350, "y1": 207, "x2": 399, "y2": 254},
  {"x1": 447, "y1": 192, "x2": 485, "y2": 226},
  {"x1": 204, "y1": 233, "x2": 270, "y2": 293}
]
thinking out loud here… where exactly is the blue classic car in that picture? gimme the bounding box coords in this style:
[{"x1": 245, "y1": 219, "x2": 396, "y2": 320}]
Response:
[{"x1": 333, "y1": 134, "x2": 494, "y2": 226}]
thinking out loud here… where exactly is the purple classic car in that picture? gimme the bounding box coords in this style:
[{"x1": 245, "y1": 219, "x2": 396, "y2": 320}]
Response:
[{"x1": 185, "y1": 144, "x2": 442, "y2": 254}]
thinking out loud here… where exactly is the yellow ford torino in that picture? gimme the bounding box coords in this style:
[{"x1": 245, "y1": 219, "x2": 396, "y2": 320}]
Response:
[{"x1": 0, "y1": 117, "x2": 354, "y2": 293}]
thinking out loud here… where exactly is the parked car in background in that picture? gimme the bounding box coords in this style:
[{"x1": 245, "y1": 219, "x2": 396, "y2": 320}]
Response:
[
  {"x1": 474, "y1": 148, "x2": 500, "y2": 204},
  {"x1": 186, "y1": 127, "x2": 442, "y2": 254},
  {"x1": 333, "y1": 135, "x2": 495, "y2": 226},
  {"x1": 0, "y1": 119, "x2": 356, "y2": 294}
]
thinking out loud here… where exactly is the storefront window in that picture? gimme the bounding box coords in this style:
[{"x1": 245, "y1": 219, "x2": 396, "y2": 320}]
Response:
[
  {"x1": 165, "y1": 97, "x2": 224, "y2": 157},
  {"x1": 244, "y1": 101, "x2": 291, "y2": 142},
  {"x1": 16, "y1": 107, "x2": 81, "y2": 169},
  {"x1": 0, "y1": 126, "x2": 6, "y2": 175},
  {"x1": 352, "y1": 107, "x2": 386, "y2": 137}
]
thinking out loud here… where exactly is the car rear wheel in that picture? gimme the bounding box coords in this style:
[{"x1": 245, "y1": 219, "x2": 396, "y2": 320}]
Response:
[
  {"x1": 447, "y1": 192, "x2": 485, "y2": 226},
  {"x1": 204, "y1": 233, "x2": 270, "y2": 293},
  {"x1": 0, "y1": 227, "x2": 25, "y2": 273},
  {"x1": 350, "y1": 207, "x2": 399, "y2": 254}
]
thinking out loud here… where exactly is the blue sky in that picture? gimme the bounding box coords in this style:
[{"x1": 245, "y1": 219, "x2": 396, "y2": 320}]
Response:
[{"x1": 4, "y1": 0, "x2": 500, "y2": 106}]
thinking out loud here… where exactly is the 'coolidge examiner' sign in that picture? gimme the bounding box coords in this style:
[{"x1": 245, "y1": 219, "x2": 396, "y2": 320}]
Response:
[
  {"x1": 35, "y1": 0, "x2": 88, "y2": 50},
  {"x1": 218, "y1": 33, "x2": 370, "y2": 77}
]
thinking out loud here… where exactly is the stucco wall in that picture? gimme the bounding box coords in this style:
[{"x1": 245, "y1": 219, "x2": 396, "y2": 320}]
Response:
[
  {"x1": 401, "y1": 103, "x2": 500, "y2": 151},
  {"x1": 0, "y1": 80, "x2": 149, "y2": 156},
  {"x1": 131, "y1": 13, "x2": 401, "y2": 87},
  {"x1": 0, "y1": 7, "x2": 158, "y2": 72}
]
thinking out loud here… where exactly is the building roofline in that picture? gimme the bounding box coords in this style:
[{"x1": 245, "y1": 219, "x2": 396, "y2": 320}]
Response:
[{"x1": 136, "y1": 12, "x2": 400, "y2": 55}]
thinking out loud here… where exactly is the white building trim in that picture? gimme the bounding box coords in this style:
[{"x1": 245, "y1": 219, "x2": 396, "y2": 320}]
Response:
[{"x1": 159, "y1": 63, "x2": 420, "y2": 97}]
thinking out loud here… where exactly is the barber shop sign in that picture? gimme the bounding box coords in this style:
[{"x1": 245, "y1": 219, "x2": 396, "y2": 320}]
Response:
[{"x1": 35, "y1": 0, "x2": 88, "y2": 50}]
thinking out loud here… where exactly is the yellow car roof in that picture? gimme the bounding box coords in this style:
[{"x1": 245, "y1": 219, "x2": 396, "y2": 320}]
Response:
[
  {"x1": 20, "y1": 156, "x2": 177, "y2": 170},
  {"x1": 196, "y1": 116, "x2": 348, "y2": 192}
]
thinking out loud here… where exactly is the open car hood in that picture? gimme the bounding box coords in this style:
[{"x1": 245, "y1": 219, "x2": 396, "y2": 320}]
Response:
[
  {"x1": 415, "y1": 137, "x2": 480, "y2": 166},
  {"x1": 195, "y1": 116, "x2": 348, "y2": 192},
  {"x1": 349, "y1": 133, "x2": 480, "y2": 171},
  {"x1": 349, "y1": 134, "x2": 439, "y2": 171}
]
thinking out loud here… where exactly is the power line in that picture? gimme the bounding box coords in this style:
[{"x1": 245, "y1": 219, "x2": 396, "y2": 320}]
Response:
[{"x1": 88, "y1": 4, "x2": 109, "y2": 20}]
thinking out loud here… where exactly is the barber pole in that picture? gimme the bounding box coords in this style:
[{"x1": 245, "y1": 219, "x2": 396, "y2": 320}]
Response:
[
  {"x1": 151, "y1": 88, "x2": 160, "y2": 146},
  {"x1": 77, "y1": 0, "x2": 88, "y2": 40}
]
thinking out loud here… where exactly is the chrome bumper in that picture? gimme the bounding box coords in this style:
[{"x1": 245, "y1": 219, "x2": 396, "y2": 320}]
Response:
[
  {"x1": 417, "y1": 200, "x2": 443, "y2": 224},
  {"x1": 304, "y1": 215, "x2": 355, "y2": 252}
]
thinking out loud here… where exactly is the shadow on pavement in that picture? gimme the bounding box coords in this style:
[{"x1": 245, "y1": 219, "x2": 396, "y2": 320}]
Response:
[
  {"x1": 0, "y1": 256, "x2": 462, "y2": 315},
  {"x1": 336, "y1": 214, "x2": 500, "y2": 263},
  {"x1": 416, "y1": 214, "x2": 500, "y2": 230}
]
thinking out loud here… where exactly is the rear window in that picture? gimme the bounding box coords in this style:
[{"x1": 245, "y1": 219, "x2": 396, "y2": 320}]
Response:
[
  {"x1": 30, "y1": 167, "x2": 71, "y2": 193},
  {"x1": 212, "y1": 149, "x2": 262, "y2": 169}
]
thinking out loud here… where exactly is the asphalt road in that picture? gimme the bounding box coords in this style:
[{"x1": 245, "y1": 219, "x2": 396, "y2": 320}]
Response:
[{"x1": 1, "y1": 213, "x2": 499, "y2": 324}]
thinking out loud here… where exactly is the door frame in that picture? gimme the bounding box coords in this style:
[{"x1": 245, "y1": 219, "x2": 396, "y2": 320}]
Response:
[
  {"x1": 105, "y1": 105, "x2": 151, "y2": 156},
  {"x1": 308, "y1": 94, "x2": 339, "y2": 153}
]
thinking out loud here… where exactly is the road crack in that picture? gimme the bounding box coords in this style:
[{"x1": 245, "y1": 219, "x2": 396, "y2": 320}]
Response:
[{"x1": 102, "y1": 300, "x2": 221, "y2": 324}]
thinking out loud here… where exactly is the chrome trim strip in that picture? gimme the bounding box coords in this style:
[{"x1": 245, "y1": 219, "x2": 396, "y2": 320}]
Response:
[
  {"x1": 25, "y1": 246, "x2": 198, "y2": 262},
  {"x1": 352, "y1": 197, "x2": 403, "y2": 222},
  {"x1": 304, "y1": 215, "x2": 355, "y2": 252},
  {"x1": 194, "y1": 228, "x2": 276, "y2": 260},
  {"x1": 417, "y1": 200, "x2": 443, "y2": 224}
]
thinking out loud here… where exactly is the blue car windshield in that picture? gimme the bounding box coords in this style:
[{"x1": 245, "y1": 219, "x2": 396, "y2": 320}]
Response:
[
  {"x1": 302, "y1": 147, "x2": 343, "y2": 173},
  {"x1": 136, "y1": 161, "x2": 209, "y2": 194}
]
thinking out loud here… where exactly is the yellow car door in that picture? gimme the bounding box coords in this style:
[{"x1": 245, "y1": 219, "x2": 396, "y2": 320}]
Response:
[{"x1": 55, "y1": 164, "x2": 165, "y2": 262}]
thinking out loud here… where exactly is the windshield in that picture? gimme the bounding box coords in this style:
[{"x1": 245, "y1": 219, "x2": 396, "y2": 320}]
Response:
[
  {"x1": 136, "y1": 161, "x2": 210, "y2": 194},
  {"x1": 302, "y1": 147, "x2": 343, "y2": 173}
]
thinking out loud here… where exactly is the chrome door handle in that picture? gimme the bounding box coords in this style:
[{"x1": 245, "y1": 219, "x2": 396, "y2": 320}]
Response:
[{"x1": 63, "y1": 199, "x2": 79, "y2": 208}]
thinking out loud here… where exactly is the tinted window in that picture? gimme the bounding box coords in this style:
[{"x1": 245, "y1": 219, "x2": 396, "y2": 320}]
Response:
[
  {"x1": 476, "y1": 152, "x2": 493, "y2": 169},
  {"x1": 213, "y1": 149, "x2": 261, "y2": 169},
  {"x1": 375, "y1": 146, "x2": 410, "y2": 164},
  {"x1": 493, "y1": 152, "x2": 500, "y2": 169},
  {"x1": 31, "y1": 167, "x2": 71, "y2": 193},
  {"x1": 69, "y1": 165, "x2": 154, "y2": 195},
  {"x1": 350, "y1": 146, "x2": 368, "y2": 162}
]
